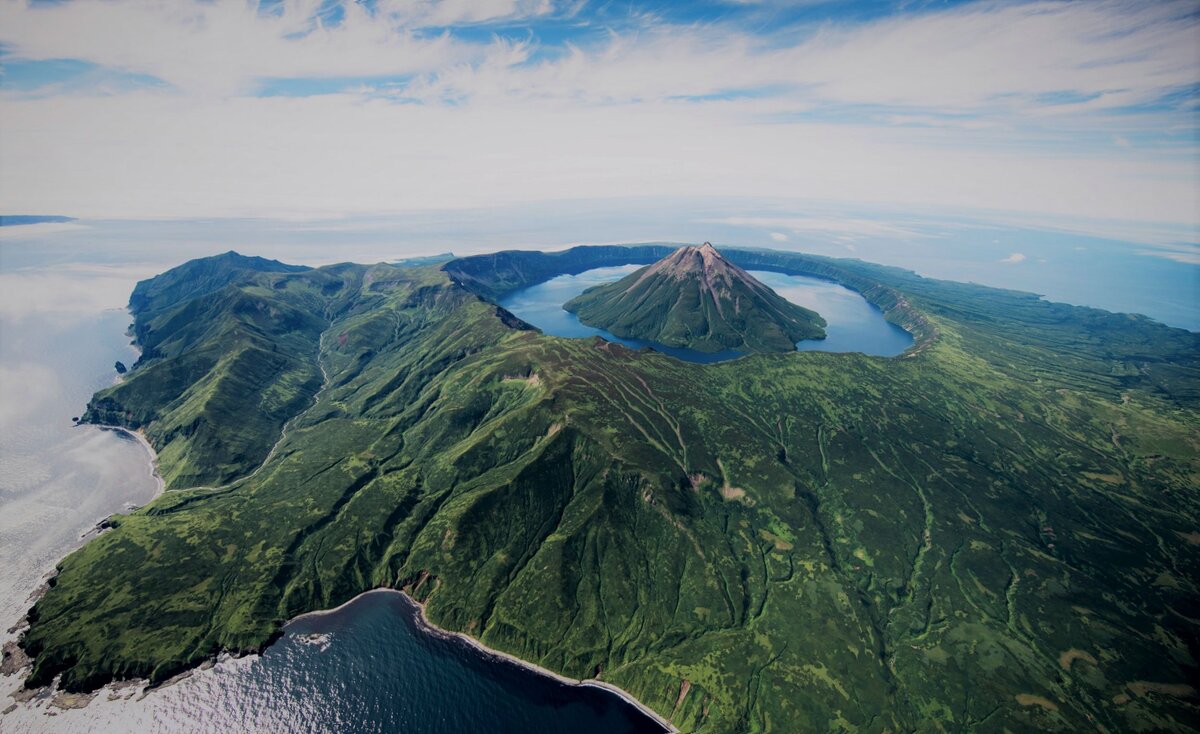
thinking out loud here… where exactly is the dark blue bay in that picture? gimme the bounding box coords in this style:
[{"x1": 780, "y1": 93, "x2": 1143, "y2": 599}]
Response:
[{"x1": 247, "y1": 590, "x2": 668, "y2": 734}]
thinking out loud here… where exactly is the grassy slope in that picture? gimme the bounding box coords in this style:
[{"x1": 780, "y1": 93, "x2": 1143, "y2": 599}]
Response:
[
  {"x1": 21, "y1": 248, "x2": 1200, "y2": 732},
  {"x1": 81, "y1": 254, "x2": 342, "y2": 487}
]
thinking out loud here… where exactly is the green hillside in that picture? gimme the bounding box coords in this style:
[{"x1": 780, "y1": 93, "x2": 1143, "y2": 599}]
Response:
[
  {"x1": 19, "y1": 246, "x2": 1200, "y2": 732},
  {"x1": 564, "y1": 243, "x2": 826, "y2": 352}
]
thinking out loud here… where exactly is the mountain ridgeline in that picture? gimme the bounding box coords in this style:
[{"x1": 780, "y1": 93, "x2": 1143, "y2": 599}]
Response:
[
  {"x1": 564, "y1": 243, "x2": 826, "y2": 353},
  {"x1": 19, "y1": 247, "x2": 1200, "y2": 733}
]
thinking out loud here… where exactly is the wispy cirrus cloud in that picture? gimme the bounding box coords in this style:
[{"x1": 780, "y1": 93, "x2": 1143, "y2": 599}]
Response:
[{"x1": 0, "y1": 0, "x2": 557, "y2": 96}]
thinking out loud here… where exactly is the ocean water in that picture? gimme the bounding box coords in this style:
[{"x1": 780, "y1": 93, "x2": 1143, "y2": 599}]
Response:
[
  {"x1": 0, "y1": 306, "x2": 157, "y2": 638},
  {"x1": 2, "y1": 591, "x2": 664, "y2": 734},
  {"x1": 498, "y1": 266, "x2": 914, "y2": 360}
]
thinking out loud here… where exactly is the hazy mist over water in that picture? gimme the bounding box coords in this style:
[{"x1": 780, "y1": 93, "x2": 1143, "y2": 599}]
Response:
[{"x1": 0, "y1": 308, "x2": 156, "y2": 634}]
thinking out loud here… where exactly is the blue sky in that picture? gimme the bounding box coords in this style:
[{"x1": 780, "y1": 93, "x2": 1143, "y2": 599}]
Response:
[{"x1": 0, "y1": 0, "x2": 1197, "y2": 254}]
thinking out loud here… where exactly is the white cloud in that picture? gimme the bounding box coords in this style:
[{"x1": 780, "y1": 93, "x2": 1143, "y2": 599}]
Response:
[
  {"x1": 394, "y1": 0, "x2": 554, "y2": 26},
  {"x1": 0, "y1": 362, "x2": 60, "y2": 429},
  {"x1": 1131, "y1": 241, "x2": 1200, "y2": 265},
  {"x1": 0, "y1": 0, "x2": 1195, "y2": 232},
  {"x1": 0, "y1": 0, "x2": 504, "y2": 96},
  {"x1": 386, "y1": 1, "x2": 1198, "y2": 119},
  {"x1": 3, "y1": 89, "x2": 1191, "y2": 225},
  {"x1": 1137, "y1": 249, "x2": 1200, "y2": 265},
  {"x1": 0, "y1": 263, "x2": 159, "y2": 322},
  {"x1": 769, "y1": 231, "x2": 788, "y2": 242},
  {"x1": 709, "y1": 216, "x2": 921, "y2": 239},
  {"x1": 785, "y1": 1, "x2": 1197, "y2": 114},
  {"x1": 965, "y1": 210, "x2": 1200, "y2": 250},
  {"x1": 999, "y1": 252, "x2": 1027, "y2": 264}
]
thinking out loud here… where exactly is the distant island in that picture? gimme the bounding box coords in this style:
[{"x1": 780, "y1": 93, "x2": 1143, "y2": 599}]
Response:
[
  {"x1": 18, "y1": 245, "x2": 1200, "y2": 732},
  {"x1": 565, "y1": 243, "x2": 825, "y2": 353},
  {"x1": 0, "y1": 215, "x2": 76, "y2": 226}
]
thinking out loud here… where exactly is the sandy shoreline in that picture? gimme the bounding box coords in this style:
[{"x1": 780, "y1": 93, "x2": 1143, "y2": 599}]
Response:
[{"x1": 293, "y1": 588, "x2": 679, "y2": 733}]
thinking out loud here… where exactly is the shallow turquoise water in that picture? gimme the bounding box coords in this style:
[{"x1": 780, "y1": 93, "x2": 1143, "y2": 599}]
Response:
[{"x1": 498, "y1": 265, "x2": 914, "y2": 361}]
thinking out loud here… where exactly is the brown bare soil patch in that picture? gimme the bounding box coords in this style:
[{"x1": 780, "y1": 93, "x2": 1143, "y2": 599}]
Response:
[
  {"x1": 503, "y1": 372, "x2": 542, "y2": 388},
  {"x1": 1128, "y1": 681, "x2": 1196, "y2": 698},
  {"x1": 1015, "y1": 694, "x2": 1058, "y2": 711},
  {"x1": 720, "y1": 484, "x2": 746, "y2": 501},
  {"x1": 1176, "y1": 530, "x2": 1200, "y2": 546},
  {"x1": 673, "y1": 679, "x2": 691, "y2": 715},
  {"x1": 1082, "y1": 471, "x2": 1123, "y2": 485},
  {"x1": 1058, "y1": 648, "x2": 1098, "y2": 671}
]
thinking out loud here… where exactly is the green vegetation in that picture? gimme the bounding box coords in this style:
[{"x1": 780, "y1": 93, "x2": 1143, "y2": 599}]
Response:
[
  {"x1": 564, "y1": 243, "x2": 825, "y2": 353},
  {"x1": 21, "y1": 246, "x2": 1200, "y2": 732}
]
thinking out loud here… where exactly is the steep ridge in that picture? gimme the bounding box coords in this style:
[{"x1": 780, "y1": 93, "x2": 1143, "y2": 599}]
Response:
[
  {"x1": 82, "y1": 253, "x2": 340, "y2": 488},
  {"x1": 564, "y1": 243, "x2": 825, "y2": 353}
]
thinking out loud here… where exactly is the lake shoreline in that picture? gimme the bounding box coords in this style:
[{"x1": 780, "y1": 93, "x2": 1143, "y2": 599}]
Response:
[
  {"x1": 290, "y1": 588, "x2": 679, "y2": 733},
  {"x1": 500, "y1": 265, "x2": 914, "y2": 361}
]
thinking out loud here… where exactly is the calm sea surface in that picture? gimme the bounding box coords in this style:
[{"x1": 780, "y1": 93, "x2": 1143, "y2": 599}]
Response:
[
  {"x1": 0, "y1": 212, "x2": 1194, "y2": 731},
  {"x1": 498, "y1": 265, "x2": 914, "y2": 360}
]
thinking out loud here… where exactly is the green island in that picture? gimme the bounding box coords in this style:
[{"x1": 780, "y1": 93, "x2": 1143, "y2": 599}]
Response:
[
  {"x1": 19, "y1": 244, "x2": 1200, "y2": 732},
  {"x1": 564, "y1": 243, "x2": 825, "y2": 353}
]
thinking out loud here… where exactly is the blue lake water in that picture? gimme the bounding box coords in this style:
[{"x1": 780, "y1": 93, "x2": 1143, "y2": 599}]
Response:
[{"x1": 498, "y1": 265, "x2": 914, "y2": 361}]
